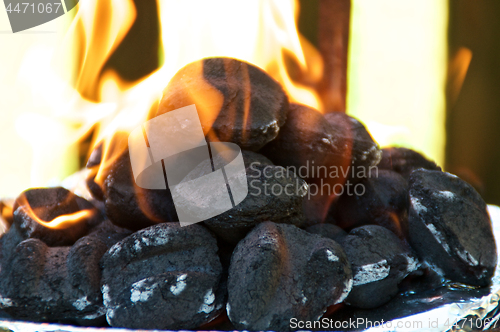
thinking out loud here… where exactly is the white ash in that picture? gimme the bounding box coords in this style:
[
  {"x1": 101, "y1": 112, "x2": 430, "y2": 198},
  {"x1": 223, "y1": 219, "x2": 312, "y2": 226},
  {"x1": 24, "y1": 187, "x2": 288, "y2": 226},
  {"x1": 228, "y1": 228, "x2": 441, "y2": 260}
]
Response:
[
  {"x1": 170, "y1": 274, "x2": 187, "y2": 295},
  {"x1": 0, "y1": 296, "x2": 13, "y2": 307},
  {"x1": 261, "y1": 120, "x2": 278, "y2": 135},
  {"x1": 83, "y1": 306, "x2": 106, "y2": 320},
  {"x1": 433, "y1": 190, "x2": 455, "y2": 200},
  {"x1": 335, "y1": 278, "x2": 353, "y2": 304},
  {"x1": 427, "y1": 224, "x2": 451, "y2": 253},
  {"x1": 130, "y1": 278, "x2": 158, "y2": 303},
  {"x1": 326, "y1": 249, "x2": 339, "y2": 262},
  {"x1": 72, "y1": 296, "x2": 91, "y2": 311},
  {"x1": 405, "y1": 255, "x2": 419, "y2": 273},
  {"x1": 198, "y1": 289, "x2": 215, "y2": 314},
  {"x1": 353, "y1": 260, "x2": 390, "y2": 286},
  {"x1": 108, "y1": 243, "x2": 122, "y2": 257},
  {"x1": 102, "y1": 285, "x2": 111, "y2": 307},
  {"x1": 456, "y1": 249, "x2": 479, "y2": 266},
  {"x1": 411, "y1": 196, "x2": 427, "y2": 213}
]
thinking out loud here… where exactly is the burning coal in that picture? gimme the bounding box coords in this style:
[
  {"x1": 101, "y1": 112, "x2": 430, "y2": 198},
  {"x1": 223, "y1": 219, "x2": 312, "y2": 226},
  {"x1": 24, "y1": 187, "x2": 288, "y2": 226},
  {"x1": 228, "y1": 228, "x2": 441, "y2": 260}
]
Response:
[{"x1": 0, "y1": 56, "x2": 497, "y2": 331}]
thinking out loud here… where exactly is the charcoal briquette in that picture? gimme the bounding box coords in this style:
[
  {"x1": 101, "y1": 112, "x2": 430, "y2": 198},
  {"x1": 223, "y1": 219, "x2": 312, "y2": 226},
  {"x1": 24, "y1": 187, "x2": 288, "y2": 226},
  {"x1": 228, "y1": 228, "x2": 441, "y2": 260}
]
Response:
[
  {"x1": 378, "y1": 147, "x2": 441, "y2": 180},
  {"x1": 203, "y1": 156, "x2": 307, "y2": 244},
  {"x1": 334, "y1": 169, "x2": 409, "y2": 238},
  {"x1": 157, "y1": 57, "x2": 289, "y2": 151},
  {"x1": 324, "y1": 112, "x2": 382, "y2": 177},
  {"x1": 0, "y1": 227, "x2": 124, "y2": 323},
  {"x1": 100, "y1": 222, "x2": 223, "y2": 330},
  {"x1": 408, "y1": 169, "x2": 497, "y2": 286},
  {"x1": 12, "y1": 187, "x2": 103, "y2": 247},
  {"x1": 342, "y1": 225, "x2": 419, "y2": 309},
  {"x1": 103, "y1": 150, "x2": 178, "y2": 231},
  {"x1": 0, "y1": 225, "x2": 23, "y2": 272},
  {"x1": 227, "y1": 222, "x2": 352, "y2": 331},
  {"x1": 301, "y1": 194, "x2": 337, "y2": 227},
  {"x1": 241, "y1": 149, "x2": 273, "y2": 168},
  {"x1": 306, "y1": 223, "x2": 347, "y2": 244},
  {"x1": 260, "y1": 103, "x2": 352, "y2": 184}
]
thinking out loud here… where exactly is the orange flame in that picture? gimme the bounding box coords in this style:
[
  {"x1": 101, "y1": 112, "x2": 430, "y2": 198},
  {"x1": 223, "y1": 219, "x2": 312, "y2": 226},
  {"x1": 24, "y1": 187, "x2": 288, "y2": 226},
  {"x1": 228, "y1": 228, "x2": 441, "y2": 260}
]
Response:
[
  {"x1": 447, "y1": 47, "x2": 473, "y2": 107},
  {"x1": 15, "y1": 192, "x2": 95, "y2": 230},
  {"x1": 69, "y1": 0, "x2": 325, "y2": 187},
  {"x1": 34, "y1": 210, "x2": 94, "y2": 229},
  {"x1": 5, "y1": 0, "x2": 326, "y2": 226}
]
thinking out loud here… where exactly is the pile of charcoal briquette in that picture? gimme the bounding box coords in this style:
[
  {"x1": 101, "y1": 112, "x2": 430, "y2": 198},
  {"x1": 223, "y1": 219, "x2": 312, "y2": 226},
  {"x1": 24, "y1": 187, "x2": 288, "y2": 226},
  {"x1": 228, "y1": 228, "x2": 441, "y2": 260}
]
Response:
[{"x1": 0, "y1": 57, "x2": 497, "y2": 331}]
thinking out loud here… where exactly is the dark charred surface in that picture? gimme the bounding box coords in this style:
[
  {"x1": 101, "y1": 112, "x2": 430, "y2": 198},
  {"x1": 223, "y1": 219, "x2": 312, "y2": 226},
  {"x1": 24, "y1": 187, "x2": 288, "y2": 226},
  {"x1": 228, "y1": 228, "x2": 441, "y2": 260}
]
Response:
[
  {"x1": 408, "y1": 169, "x2": 496, "y2": 287},
  {"x1": 157, "y1": 57, "x2": 289, "y2": 151},
  {"x1": 260, "y1": 103, "x2": 351, "y2": 184},
  {"x1": 103, "y1": 150, "x2": 178, "y2": 231},
  {"x1": 324, "y1": 112, "x2": 382, "y2": 179},
  {"x1": 378, "y1": 147, "x2": 441, "y2": 180},
  {"x1": 334, "y1": 170, "x2": 409, "y2": 239},
  {"x1": 100, "y1": 223, "x2": 223, "y2": 330},
  {"x1": 342, "y1": 225, "x2": 419, "y2": 309},
  {"x1": 227, "y1": 222, "x2": 352, "y2": 331},
  {"x1": 12, "y1": 187, "x2": 102, "y2": 247},
  {"x1": 306, "y1": 223, "x2": 347, "y2": 244},
  {"x1": 0, "y1": 221, "x2": 128, "y2": 324},
  {"x1": 204, "y1": 162, "x2": 307, "y2": 244}
]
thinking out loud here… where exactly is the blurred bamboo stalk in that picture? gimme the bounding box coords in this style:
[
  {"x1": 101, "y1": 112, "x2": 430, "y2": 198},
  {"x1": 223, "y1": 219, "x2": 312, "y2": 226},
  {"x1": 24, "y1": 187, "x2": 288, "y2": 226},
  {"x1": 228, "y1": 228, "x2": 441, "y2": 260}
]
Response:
[{"x1": 318, "y1": 0, "x2": 351, "y2": 113}]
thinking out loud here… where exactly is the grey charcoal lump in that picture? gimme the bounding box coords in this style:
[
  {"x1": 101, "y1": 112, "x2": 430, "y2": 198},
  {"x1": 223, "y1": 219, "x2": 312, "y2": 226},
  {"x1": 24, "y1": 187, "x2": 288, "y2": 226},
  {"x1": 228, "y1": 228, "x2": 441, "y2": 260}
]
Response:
[
  {"x1": 100, "y1": 222, "x2": 224, "y2": 330},
  {"x1": 204, "y1": 153, "x2": 307, "y2": 244},
  {"x1": 227, "y1": 222, "x2": 352, "y2": 331},
  {"x1": 342, "y1": 225, "x2": 419, "y2": 309},
  {"x1": 408, "y1": 169, "x2": 497, "y2": 286},
  {"x1": 0, "y1": 222, "x2": 129, "y2": 323}
]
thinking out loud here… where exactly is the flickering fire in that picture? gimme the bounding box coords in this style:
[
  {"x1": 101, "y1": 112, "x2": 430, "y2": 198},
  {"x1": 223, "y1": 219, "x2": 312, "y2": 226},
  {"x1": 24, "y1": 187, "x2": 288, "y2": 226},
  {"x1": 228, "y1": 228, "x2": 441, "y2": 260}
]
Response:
[
  {"x1": 67, "y1": 0, "x2": 324, "y2": 190},
  {"x1": 15, "y1": 193, "x2": 95, "y2": 229}
]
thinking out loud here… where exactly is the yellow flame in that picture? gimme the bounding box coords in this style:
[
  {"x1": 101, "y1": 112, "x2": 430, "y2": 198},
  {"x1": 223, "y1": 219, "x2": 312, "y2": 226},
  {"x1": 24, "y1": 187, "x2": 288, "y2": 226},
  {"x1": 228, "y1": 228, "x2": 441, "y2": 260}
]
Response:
[
  {"x1": 1, "y1": 0, "x2": 323, "y2": 197},
  {"x1": 68, "y1": 0, "x2": 137, "y2": 100},
  {"x1": 76, "y1": 0, "x2": 326, "y2": 179},
  {"x1": 36, "y1": 210, "x2": 94, "y2": 229}
]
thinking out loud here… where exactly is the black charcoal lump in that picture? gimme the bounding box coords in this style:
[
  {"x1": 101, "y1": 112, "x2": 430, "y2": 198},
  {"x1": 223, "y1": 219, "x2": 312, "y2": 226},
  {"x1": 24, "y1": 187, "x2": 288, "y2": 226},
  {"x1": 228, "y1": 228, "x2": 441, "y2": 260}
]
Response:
[
  {"x1": 100, "y1": 223, "x2": 223, "y2": 330},
  {"x1": 12, "y1": 187, "x2": 102, "y2": 246},
  {"x1": 306, "y1": 223, "x2": 347, "y2": 244},
  {"x1": 378, "y1": 147, "x2": 441, "y2": 180},
  {"x1": 0, "y1": 224, "x2": 128, "y2": 323},
  {"x1": 227, "y1": 222, "x2": 352, "y2": 331},
  {"x1": 158, "y1": 57, "x2": 290, "y2": 151},
  {"x1": 204, "y1": 156, "x2": 307, "y2": 244},
  {"x1": 408, "y1": 169, "x2": 497, "y2": 286},
  {"x1": 324, "y1": 112, "x2": 382, "y2": 175},
  {"x1": 103, "y1": 150, "x2": 178, "y2": 231},
  {"x1": 342, "y1": 225, "x2": 419, "y2": 309},
  {"x1": 335, "y1": 170, "x2": 409, "y2": 238},
  {"x1": 261, "y1": 103, "x2": 352, "y2": 184}
]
